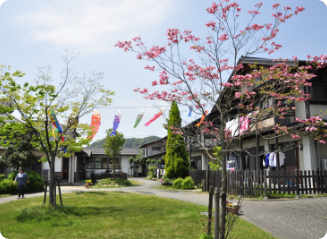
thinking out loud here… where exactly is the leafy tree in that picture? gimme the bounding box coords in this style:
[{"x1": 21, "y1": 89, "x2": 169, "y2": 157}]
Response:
[
  {"x1": 0, "y1": 51, "x2": 114, "y2": 207},
  {"x1": 165, "y1": 101, "x2": 189, "y2": 178},
  {"x1": 103, "y1": 129, "x2": 126, "y2": 178},
  {"x1": 209, "y1": 146, "x2": 222, "y2": 171},
  {"x1": 1, "y1": 137, "x2": 39, "y2": 170},
  {"x1": 114, "y1": 2, "x2": 325, "y2": 237}
]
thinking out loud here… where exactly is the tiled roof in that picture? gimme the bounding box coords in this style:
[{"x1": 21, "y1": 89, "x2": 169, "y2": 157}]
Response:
[{"x1": 83, "y1": 147, "x2": 139, "y2": 156}]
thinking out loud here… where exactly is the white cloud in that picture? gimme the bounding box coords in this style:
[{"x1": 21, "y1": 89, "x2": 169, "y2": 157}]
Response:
[{"x1": 14, "y1": 0, "x2": 176, "y2": 54}]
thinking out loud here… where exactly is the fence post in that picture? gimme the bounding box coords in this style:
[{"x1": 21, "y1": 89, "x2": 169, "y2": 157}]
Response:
[
  {"x1": 206, "y1": 164, "x2": 210, "y2": 192},
  {"x1": 295, "y1": 169, "x2": 302, "y2": 199},
  {"x1": 214, "y1": 187, "x2": 220, "y2": 239},
  {"x1": 43, "y1": 178, "x2": 48, "y2": 204},
  {"x1": 263, "y1": 170, "x2": 268, "y2": 200},
  {"x1": 202, "y1": 179, "x2": 206, "y2": 192},
  {"x1": 207, "y1": 186, "x2": 214, "y2": 236}
]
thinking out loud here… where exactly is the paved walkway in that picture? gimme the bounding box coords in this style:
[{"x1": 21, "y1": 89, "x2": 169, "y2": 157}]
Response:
[{"x1": 1, "y1": 178, "x2": 327, "y2": 239}]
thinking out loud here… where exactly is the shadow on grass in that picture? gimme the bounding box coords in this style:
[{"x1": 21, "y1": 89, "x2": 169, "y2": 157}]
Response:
[{"x1": 14, "y1": 205, "x2": 123, "y2": 224}]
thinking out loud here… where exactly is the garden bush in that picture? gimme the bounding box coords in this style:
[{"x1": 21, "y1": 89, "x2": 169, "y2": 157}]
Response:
[
  {"x1": 172, "y1": 177, "x2": 183, "y2": 189},
  {"x1": 0, "y1": 179, "x2": 17, "y2": 194},
  {"x1": 182, "y1": 176, "x2": 195, "y2": 190},
  {"x1": 96, "y1": 178, "x2": 132, "y2": 187},
  {"x1": 0, "y1": 174, "x2": 6, "y2": 182},
  {"x1": 161, "y1": 178, "x2": 173, "y2": 185},
  {"x1": 0, "y1": 171, "x2": 44, "y2": 195}
]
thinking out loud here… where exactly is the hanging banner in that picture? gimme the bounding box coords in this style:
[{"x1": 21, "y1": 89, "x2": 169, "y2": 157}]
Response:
[
  {"x1": 133, "y1": 109, "x2": 145, "y2": 129},
  {"x1": 144, "y1": 109, "x2": 166, "y2": 127},
  {"x1": 196, "y1": 110, "x2": 208, "y2": 127},
  {"x1": 111, "y1": 110, "x2": 122, "y2": 136},
  {"x1": 89, "y1": 110, "x2": 101, "y2": 139},
  {"x1": 188, "y1": 106, "x2": 193, "y2": 117},
  {"x1": 48, "y1": 109, "x2": 64, "y2": 141}
]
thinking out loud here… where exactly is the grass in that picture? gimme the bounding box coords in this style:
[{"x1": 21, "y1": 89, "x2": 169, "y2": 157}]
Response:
[
  {"x1": 228, "y1": 217, "x2": 278, "y2": 239},
  {"x1": 0, "y1": 191, "x2": 207, "y2": 239},
  {"x1": 151, "y1": 184, "x2": 201, "y2": 191},
  {"x1": 0, "y1": 194, "x2": 11, "y2": 198},
  {"x1": 0, "y1": 191, "x2": 277, "y2": 239},
  {"x1": 90, "y1": 180, "x2": 143, "y2": 189}
]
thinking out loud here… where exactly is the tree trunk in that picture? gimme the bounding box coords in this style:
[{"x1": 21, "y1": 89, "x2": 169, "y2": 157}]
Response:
[
  {"x1": 219, "y1": 113, "x2": 227, "y2": 239},
  {"x1": 49, "y1": 153, "x2": 56, "y2": 207}
]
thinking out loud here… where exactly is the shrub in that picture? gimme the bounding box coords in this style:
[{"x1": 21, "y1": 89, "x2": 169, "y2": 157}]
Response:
[
  {"x1": 96, "y1": 178, "x2": 132, "y2": 187},
  {"x1": 172, "y1": 178, "x2": 183, "y2": 189},
  {"x1": 7, "y1": 171, "x2": 19, "y2": 181},
  {"x1": 0, "y1": 174, "x2": 6, "y2": 182},
  {"x1": 147, "y1": 165, "x2": 157, "y2": 178},
  {"x1": 182, "y1": 176, "x2": 195, "y2": 190},
  {"x1": 162, "y1": 178, "x2": 173, "y2": 185},
  {"x1": 0, "y1": 179, "x2": 17, "y2": 194},
  {"x1": 0, "y1": 170, "x2": 44, "y2": 195}
]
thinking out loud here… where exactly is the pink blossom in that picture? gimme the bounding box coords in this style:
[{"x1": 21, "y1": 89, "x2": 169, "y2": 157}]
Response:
[
  {"x1": 132, "y1": 37, "x2": 141, "y2": 41},
  {"x1": 235, "y1": 92, "x2": 242, "y2": 98},
  {"x1": 272, "y1": 3, "x2": 280, "y2": 9},
  {"x1": 295, "y1": 6, "x2": 305, "y2": 14},
  {"x1": 291, "y1": 134, "x2": 301, "y2": 139},
  {"x1": 145, "y1": 65, "x2": 155, "y2": 71},
  {"x1": 137, "y1": 54, "x2": 142, "y2": 60},
  {"x1": 206, "y1": 21, "x2": 216, "y2": 28},
  {"x1": 152, "y1": 81, "x2": 158, "y2": 86},
  {"x1": 292, "y1": 56, "x2": 298, "y2": 61},
  {"x1": 218, "y1": 33, "x2": 229, "y2": 41}
]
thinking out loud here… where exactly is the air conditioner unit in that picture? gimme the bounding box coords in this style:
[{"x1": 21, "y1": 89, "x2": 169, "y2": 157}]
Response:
[{"x1": 322, "y1": 159, "x2": 327, "y2": 170}]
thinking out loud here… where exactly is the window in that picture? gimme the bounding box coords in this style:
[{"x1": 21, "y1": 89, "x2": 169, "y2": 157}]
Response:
[
  {"x1": 308, "y1": 75, "x2": 327, "y2": 100},
  {"x1": 86, "y1": 157, "x2": 111, "y2": 169},
  {"x1": 152, "y1": 147, "x2": 161, "y2": 151}
]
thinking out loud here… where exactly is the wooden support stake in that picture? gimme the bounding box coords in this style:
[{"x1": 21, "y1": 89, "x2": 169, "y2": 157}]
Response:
[
  {"x1": 57, "y1": 178, "x2": 63, "y2": 207},
  {"x1": 43, "y1": 178, "x2": 48, "y2": 204},
  {"x1": 207, "y1": 186, "x2": 214, "y2": 236},
  {"x1": 214, "y1": 187, "x2": 220, "y2": 239}
]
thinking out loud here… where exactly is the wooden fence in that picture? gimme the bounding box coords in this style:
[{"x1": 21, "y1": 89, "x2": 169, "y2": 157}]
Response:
[
  {"x1": 186, "y1": 169, "x2": 206, "y2": 186},
  {"x1": 187, "y1": 169, "x2": 327, "y2": 196}
]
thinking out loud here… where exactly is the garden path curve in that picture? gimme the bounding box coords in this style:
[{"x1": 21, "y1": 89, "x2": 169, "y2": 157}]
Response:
[{"x1": 1, "y1": 177, "x2": 327, "y2": 239}]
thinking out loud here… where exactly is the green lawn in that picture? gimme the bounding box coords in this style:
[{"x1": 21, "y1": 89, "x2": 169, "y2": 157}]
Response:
[
  {"x1": 0, "y1": 192, "x2": 277, "y2": 239},
  {"x1": 151, "y1": 184, "x2": 202, "y2": 192},
  {"x1": 0, "y1": 194, "x2": 11, "y2": 198},
  {"x1": 90, "y1": 180, "x2": 143, "y2": 189}
]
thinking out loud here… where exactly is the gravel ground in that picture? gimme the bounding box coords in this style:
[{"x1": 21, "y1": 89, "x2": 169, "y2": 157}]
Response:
[{"x1": 1, "y1": 177, "x2": 327, "y2": 239}]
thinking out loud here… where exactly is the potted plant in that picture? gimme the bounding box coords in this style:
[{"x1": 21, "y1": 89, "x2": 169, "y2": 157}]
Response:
[
  {"x1": 85, "y1": 179, "x2": 93, "y2": 188},
  {"x1": 226, "y1": 202, "x2": 239, "y2": 214}
]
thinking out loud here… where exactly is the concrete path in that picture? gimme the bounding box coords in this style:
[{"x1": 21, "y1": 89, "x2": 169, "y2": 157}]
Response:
[{"x1": 1, "y1": 178, "x2": 327, "y2": 239}]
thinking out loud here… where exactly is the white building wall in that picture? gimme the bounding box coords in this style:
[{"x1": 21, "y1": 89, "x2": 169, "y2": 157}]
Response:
[
  {"x1": 302, "y1": 135, "x2": 318, "y2": 171},
  {"x1": 298, "y1": 141, "x2": 305, "y2": 170},
  {"x1": 295, "y1": 100, "x2": 306, "y2": 120},
  {"x1": 310, "y1": 104, "x2": 327, "y2": 118},
  {"x1": 55, "y1": 157, "x2": 62, "y2": 172},
  {"x1": 43, "y1": 162, "x2": 50, "y2": 170},
  {"x1": 121, "y1": 156, "x2": 130, "y2": 175},
  {"x1": 318, "y1": 143, "x2": 327, "y2": 169}
]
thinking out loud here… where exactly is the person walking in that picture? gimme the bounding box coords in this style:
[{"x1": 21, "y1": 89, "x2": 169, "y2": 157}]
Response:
[{"x1": 14, "y1": 169, "x2": 29, "y2": 199}]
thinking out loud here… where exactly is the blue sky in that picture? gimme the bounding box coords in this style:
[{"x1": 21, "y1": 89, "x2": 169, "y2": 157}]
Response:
[{"x1": 0, "y1": 0, "x2": 326, "y2": 142}]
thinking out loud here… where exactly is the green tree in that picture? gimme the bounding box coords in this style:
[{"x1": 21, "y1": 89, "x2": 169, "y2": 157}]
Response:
[
  {"x1": 209, "y1": 146, "x2": 222, "y2": 171},
  {"x1": 103, "y1": 129, "x2": 126, "y2": 178},
  {"x1": 1, "y1": 137, "x2": 39, "y2": 170},
  {"x1": 0, "y1": 51, "x2": 114, "y2": 207},
  {"x1": 165, "y1": 101, "x2": 189, "y2": 178}
]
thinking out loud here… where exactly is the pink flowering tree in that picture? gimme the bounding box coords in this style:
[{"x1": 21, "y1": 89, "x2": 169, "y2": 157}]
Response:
[{"x1": 115, "y1": 1, "x2": 327, "y2": 237}]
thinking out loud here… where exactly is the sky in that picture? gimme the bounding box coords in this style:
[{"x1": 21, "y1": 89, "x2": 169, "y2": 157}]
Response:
[{"x1": 0, "y1": 0, "x2": 326, "y2": 143}]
